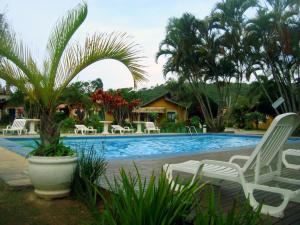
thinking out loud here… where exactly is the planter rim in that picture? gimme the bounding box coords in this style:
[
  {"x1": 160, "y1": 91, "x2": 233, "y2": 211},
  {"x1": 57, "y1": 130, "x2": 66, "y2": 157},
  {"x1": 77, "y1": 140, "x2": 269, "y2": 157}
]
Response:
[{"x1": 28, "y1": 155, "x2": 77, "y2": 164}]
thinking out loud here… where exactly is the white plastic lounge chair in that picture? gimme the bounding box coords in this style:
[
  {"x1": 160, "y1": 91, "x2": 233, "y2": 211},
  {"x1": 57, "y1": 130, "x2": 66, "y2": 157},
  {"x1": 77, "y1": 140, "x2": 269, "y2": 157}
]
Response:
[
  {"x1": 2, "y1": 119, "x2": 27, "y2": 135},
  {"x1": 144, "y1": 122, "x2": 160, "y2": 134},
  {"x1": 111, "y1": 125, "x2": 134, "y2": 134},
  {"x1": 74, "y1": 125, "x2": 97, "y2": 135},
  {"x1": 163, "y1": 113, "x2": 300, "y2": 217}
]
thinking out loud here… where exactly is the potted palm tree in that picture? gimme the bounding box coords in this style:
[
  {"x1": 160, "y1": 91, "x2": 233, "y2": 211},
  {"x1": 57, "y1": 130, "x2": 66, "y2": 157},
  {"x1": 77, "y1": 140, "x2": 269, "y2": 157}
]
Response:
[{"x1": 0, "y1": 3, "x2": 146, "y2": 199}]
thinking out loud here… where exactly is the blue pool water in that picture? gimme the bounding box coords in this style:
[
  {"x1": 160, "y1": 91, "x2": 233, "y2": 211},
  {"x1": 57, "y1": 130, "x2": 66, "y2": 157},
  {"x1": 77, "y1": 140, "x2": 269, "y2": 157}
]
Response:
[{"x1": 4, "y1": 134, "x2": 300, "y2": 160}]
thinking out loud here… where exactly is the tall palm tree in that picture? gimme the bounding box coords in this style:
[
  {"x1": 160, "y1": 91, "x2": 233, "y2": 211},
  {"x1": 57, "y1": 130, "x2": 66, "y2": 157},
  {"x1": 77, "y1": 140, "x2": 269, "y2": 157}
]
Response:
[
  {"x1": 245, "y1": 0, "x2": 300, "y2": 113},
  {"x1": 0, "y1": 3, "x2": 146, "y2": 154}
]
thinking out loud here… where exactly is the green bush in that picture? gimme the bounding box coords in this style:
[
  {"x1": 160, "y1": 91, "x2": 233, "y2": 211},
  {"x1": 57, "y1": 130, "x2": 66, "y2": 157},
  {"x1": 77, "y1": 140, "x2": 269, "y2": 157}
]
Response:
[
  {"x1": 60, "y1": 117, "x2": 76, "y2": 132},
  {"x1": 29, "y1": 140, "x2": 75, "y2": 157},
  {"x1": 160, "y1": 120, "x2": 185, "y2": 133},
  {"x1": 97, "y1": 167, "x2": 265, "y2": 225},
  {"x1": 100, "y1": 166, "x2": 202, "y2": 225},
  {"x1": 72, "y1": 143, "x2": 107, "y2": 219},
  {"x1": 244, "y1": 111, "x2": 265, "y2": 129},
  {"x1": 190, "y1": 115, "x2": 201, "y2": 127},
  {"x1": 85, "y1": 114, "x2": 103, "y2": 133},
  {"x1": 0, "y1": 113, "x2": 12, "y2": 125}
]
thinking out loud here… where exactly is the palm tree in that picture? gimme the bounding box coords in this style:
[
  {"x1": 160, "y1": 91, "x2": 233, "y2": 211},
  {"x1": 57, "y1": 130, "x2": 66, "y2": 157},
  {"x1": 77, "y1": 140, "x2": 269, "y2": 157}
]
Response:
[
  {"x1": 0, "y1": 3, "x2": 146, "y2": 155},
  {"x1": 245, "y1": 0, "x2": 300, "y2": 113}
]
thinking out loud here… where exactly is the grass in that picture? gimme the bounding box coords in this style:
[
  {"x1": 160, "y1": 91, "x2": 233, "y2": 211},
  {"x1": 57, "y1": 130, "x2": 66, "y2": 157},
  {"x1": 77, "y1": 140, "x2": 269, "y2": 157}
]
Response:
[{"x1": 0, "y1": 179, "x2": 96, "y2": 225}]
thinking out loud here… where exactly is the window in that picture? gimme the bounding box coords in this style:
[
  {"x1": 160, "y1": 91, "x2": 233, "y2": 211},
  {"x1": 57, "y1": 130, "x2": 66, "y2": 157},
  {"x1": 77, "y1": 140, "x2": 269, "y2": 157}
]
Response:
[{"x1": 167, "y1": 112, "x2": 176, "y2": 122}]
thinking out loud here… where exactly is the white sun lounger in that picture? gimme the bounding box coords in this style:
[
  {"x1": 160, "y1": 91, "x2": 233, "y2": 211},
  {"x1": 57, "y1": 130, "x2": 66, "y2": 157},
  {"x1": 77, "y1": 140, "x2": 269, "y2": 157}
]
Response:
[
  {"x1": 74, "y1": 125, "x2": 97, "y2": 135},
  {"x1": 2, "y1": 119, "x2": 27, "y2": 135},
  {"x1": 163, "y1": 113, "x2": 300, "y2": 217},
  {"x1": 144, "y1": 122, "x2": 160, "y2": 134},
  {"x1": 111, "y1": 125, "x2": 134, "y2": 134}
]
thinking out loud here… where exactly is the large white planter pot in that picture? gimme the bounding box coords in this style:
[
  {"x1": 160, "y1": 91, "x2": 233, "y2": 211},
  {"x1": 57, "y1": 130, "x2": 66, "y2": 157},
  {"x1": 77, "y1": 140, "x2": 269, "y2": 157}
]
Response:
[{"x1": 28, "y1": 156, "x2": 77, "y2": 199}]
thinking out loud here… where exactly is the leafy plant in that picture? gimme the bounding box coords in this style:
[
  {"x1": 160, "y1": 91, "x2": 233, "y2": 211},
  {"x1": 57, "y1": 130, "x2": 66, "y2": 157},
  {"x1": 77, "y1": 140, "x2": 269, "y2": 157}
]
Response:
[
  {"x1": 0, "y1": 3, "x2": 146, "y2": 156},
  {"x1": 194, "y1": 188, "x2": 266, "y2": 225},
  {"x1": 100, "y1": 165, "x2": 203, "y2": 225},
  {"x1": 160, "y1": 120, "x2": 185, "y2": 133},
  {"x1": 29, "y1": 140, "x2": 75, "y2": 157},
  {"x1": 60, "y1": 117, "x2": 76, "y2": 132},
  {"x1": 148, "y1": 112, "x2": 159, "y2": 122},
  {"x1": 84, "y1": 114, "x2": 103, "y2": 133},
  {"x1": 190, "y1": 116, "x2": 201, "y2": 127},
  {"x1": 244, "y1": 111, "x2": 265, "y2": 129},
  {"x1": 72, "y1": 143, "x2": 107, "y2": 219}
]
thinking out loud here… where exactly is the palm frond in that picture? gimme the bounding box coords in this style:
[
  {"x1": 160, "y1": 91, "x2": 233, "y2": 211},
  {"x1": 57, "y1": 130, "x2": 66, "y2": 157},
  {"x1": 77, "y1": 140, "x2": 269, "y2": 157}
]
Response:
[
  {"x1": 0, "y1": 27, "x2": 42, "y2": 95},
  {"x1": 46, "y1": 2, "x2": 87, "y2": 90},
  {"x1": 53, "y1": 32, "x2": 147, "y2": 100},
  {"x1": 0, "y1": 59, "x2": 36, "y2": 100}
]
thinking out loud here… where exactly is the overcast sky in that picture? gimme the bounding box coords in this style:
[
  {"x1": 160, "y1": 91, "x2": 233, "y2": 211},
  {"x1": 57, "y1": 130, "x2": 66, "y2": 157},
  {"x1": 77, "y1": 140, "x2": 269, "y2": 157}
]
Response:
[{"x1": 1, "y1": 0, "x2": 220, "y2": 90}]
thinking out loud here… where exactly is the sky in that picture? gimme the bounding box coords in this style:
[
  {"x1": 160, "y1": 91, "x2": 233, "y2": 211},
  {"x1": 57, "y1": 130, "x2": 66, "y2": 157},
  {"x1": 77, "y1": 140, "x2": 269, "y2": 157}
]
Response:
[{"x1": 0, "y1": 0, "x2": 220, "y2": 90}]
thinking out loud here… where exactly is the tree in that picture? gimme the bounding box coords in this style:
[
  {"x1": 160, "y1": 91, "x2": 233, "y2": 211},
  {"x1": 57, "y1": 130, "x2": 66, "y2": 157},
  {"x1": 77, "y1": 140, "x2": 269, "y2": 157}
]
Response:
[
  {"x1": 0, "y1": 3, "x2": 146, "y2": 155},
  {"x1": 245, "y1": 0, "x2": 300, "y2": 113},
  {"x1": 91, "y1": 89, "x2": 140, "y2": 124}
]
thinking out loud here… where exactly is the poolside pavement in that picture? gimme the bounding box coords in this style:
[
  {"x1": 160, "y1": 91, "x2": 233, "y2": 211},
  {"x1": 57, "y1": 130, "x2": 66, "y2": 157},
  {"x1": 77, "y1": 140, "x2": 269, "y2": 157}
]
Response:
[{"x1": 0, "y1": 147, "x2": 30, "y2": 189}]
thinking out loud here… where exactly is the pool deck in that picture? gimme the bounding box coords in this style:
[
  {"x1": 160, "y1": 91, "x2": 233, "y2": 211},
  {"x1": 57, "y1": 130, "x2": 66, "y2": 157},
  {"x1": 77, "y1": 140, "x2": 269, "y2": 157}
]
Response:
[{"x1": 1, "y1": 133, "x2": 300, "y2": 224}]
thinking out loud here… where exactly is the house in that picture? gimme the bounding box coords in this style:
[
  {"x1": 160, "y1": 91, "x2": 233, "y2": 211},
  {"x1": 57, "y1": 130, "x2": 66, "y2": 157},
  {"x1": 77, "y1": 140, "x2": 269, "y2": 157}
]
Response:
[{"x1": 133, "y1": 93, "x2": 188, "y2": 124}]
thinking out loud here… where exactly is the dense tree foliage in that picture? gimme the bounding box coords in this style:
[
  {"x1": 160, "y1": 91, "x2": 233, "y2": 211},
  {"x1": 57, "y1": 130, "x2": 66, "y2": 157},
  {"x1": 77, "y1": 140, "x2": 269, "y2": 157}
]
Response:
[
  {"x1": 91, "y1": 89, "x2": 140, "y2": 125},
  {"x1": 157, "y1": 0, "x2": 300, "y2": 130}
]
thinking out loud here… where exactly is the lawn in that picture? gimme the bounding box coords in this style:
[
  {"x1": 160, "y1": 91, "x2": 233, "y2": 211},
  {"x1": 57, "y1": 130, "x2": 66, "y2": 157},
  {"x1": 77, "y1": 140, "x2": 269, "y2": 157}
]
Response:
[{"x1": 0, "y1": 179, "x2": 95, "y2": 225}]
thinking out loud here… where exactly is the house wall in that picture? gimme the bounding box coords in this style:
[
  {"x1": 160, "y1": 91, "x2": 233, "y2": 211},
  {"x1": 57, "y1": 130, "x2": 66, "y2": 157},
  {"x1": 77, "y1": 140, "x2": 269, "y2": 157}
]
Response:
[
  {"x1": 144, "y1": 98, "x2": 186, "y2": 124},
  {"x1": 104, "y1": 112, "x2": 114, "y2": 121},
  {"x1": 253, "y1": 116, "x2": 273, "y2": 130}
]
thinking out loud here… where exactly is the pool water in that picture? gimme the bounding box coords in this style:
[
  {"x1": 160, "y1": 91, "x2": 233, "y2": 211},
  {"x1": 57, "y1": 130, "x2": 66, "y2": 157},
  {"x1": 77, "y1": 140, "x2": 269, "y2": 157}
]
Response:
[{"x1": 6, "y1": 134, "x2": 266, "y2": 159}]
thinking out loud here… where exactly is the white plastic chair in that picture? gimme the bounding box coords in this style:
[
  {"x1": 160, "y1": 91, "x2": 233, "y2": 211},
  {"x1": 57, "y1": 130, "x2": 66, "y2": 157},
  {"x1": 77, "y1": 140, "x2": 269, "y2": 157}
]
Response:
[
  {"x1": 144, "y1": 122, "x2": 160, "y2": 134},
  {"x1": 74, "y1": 125, "x2": 97, "y2": 135},
  {"x1": 111, "y1": 125, "x2": 134, "y2": 134},
  {"x1": 163, "y1": 113, "x2": 300, "y2": 217},
  {"x1": 2, "y1": 119, "x2": 27, "y2": 135}
]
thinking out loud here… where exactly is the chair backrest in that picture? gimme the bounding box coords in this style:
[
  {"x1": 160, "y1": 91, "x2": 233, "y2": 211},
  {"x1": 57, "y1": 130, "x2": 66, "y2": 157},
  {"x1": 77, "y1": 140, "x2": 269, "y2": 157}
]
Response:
[
  {"x1": 75, "y1": 124, "x2": 88, "y2": 130},
  {"x1": 11, "y1": 119, "x2": 26, "y2": 129},
  {"x1": 243, "y1": 113, "x2": 300, "y2": 174},
  {"x1": 145, "y1": 122, "x2": 156, "y2": 129},
  {"x1": 111, "y1": 125, "x2": 124, "y2": 130}
]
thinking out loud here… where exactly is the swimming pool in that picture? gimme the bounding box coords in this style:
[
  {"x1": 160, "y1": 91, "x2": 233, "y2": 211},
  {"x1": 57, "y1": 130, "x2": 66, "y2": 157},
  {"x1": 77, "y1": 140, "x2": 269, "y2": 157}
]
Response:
[{"x1": 3, "y1": 134, "x2": 300, "y2": 160}]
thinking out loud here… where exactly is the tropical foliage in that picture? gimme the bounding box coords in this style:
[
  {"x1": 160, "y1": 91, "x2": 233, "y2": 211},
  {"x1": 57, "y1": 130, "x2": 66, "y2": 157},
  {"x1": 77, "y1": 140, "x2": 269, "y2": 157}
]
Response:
[
  {"x1": 0, "y1": 3, "x2": 146, "y2": 155},
  {"x1": 157, "y1": 0, "x2": 300, "y2": 130},
  {"x1": 100, "y1": 166, "x2": 203, "y2": 225},
  {"x1": 91, "y1": 89, "x2": 140, "y2": 125}
]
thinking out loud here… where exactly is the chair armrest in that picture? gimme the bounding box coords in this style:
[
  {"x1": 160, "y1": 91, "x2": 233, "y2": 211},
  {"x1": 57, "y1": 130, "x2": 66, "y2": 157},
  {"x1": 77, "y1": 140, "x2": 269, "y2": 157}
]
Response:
[
  {"x1": 229, "y1": 155, "x2": 250, "y2": 163},
  {"x1": 282, "y1": 149, "x2": 300, "y2": 170},
  {"x1": 88, "y1": 126, "x2": 94, "y2": 129},
  {"x1": 6, "y1": 125, "x2": 11, "y2": 129}
]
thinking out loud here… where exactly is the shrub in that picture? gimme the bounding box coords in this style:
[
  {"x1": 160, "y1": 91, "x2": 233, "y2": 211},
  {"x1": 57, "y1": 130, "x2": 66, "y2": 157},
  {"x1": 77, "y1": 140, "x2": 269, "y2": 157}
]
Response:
[
  {"x1": 29, "y1": 140, "x2": 75, "y2": 157},
  {"x1": 85, "y1": 114, "x2": 103, "y2": 132},
  {"x1": 244, "y1": 111, "x2": 265, "y2": 129},
  {"x1": 72, "y1": 143, "x2": 107, "y2": 219},
  {"x1": 0, "y1": 112, "x2": 12, "y2": 125},
  {"x1": 190, "y1": 115, "x2": 201, "y2": 127},
  {"x1": 98, "y1": 167, "x2": 265, "y2": 225},
  {"x1": 60, "y1": 117, "x2": 76, "y2": 132},
  {"x1": 160, "y1": 120, "x2": 185, "y2": 133},
  {"x1": 100, "y1": 166, "x2": 202, "y2": 225}
]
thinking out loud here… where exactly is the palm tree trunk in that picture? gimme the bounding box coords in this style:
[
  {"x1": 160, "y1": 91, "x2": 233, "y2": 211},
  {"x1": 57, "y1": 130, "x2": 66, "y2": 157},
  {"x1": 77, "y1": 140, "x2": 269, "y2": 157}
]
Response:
[{"x1": 39, "y1": 108, "x2": 60, "y2": 147}]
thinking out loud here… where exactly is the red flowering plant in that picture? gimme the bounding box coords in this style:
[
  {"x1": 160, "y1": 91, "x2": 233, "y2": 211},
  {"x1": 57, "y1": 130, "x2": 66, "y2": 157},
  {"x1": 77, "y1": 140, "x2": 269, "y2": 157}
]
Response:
[{"x1": 91, "y1": 89, "x2": 140, "y2": 125}]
